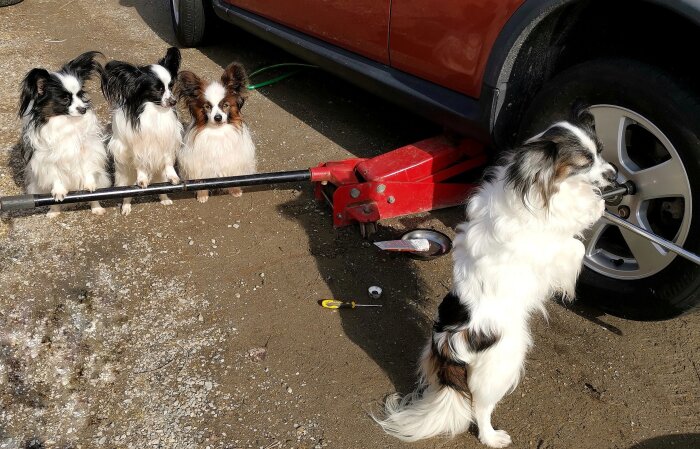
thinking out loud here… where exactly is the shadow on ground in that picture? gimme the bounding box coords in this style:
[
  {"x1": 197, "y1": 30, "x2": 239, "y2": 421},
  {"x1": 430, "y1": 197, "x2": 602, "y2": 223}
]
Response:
[
  {"x1": 276, "y1": 193, "x2": 438, "y2": 392},
  {"x1": 626, "y1": 433, "x2": 700, "y2": 449}
]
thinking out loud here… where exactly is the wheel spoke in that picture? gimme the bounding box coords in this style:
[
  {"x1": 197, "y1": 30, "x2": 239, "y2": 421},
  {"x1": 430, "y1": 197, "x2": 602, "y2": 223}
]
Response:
[
  {"x1": 634, "y1": 159, "x2": 689, "y2": 200},
  {"x1": 618, "y1": 226, "x2": 671, "y2": 272},
  {"x1": 590, "y1": 108, "x2": 633, "y2": 176},
  {"x1": 584, "y1": 220, "x2": 608, "y2": 257}
]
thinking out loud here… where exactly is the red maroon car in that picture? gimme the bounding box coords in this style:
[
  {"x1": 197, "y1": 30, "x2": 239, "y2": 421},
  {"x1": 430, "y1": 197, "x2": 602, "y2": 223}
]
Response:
[{"x1": 169, "y1": 0, "x2": 700, "y2": 319}]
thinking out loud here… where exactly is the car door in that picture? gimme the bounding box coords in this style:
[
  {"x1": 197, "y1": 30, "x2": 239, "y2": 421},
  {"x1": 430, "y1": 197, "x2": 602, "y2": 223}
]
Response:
[
  {"x1": 225, "y1": 0, "x2": 391, "y2": 64},
  {"x1": 389, "y1": 0, "x2": 524, "y2": 97}
]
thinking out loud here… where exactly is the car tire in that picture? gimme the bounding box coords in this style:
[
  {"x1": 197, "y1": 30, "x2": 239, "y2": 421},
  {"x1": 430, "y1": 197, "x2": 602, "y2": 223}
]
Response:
[
  {"x1": 520, "y1": 59, "x2": 700, "y2": 320},
  {"x1": 170, "y1": 0, "x2": 211, "y2": 47},
  {"x1": 0, "y1": 0, "x2": 23, "y2": 6}
]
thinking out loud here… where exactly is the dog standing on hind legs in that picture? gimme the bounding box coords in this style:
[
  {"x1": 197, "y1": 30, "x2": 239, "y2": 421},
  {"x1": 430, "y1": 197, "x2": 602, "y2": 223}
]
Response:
[
  {"x1": 374, "y1": 107, "x2": 617, "y2": 447},
  {"x1": 18, "y1": 51, "x2": 110, "y2": 218},
  {"x1": 102, "y1": 47, "x2": 183, "y2": 215}
]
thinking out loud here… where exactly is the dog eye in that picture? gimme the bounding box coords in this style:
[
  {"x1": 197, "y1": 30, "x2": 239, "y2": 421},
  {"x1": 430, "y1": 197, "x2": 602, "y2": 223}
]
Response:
[
  {"x1": 222, "y1": 102, "x2": 229, "y2": 109},
  {"x1": 204, "y1": 103, "x2": 211, "y2": 111}
]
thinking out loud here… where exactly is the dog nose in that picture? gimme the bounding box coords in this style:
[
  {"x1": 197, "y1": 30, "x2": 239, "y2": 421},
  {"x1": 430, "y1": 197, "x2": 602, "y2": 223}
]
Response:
[
  {"x1": 214, "y1": 114, "x2": 222, "y2": 123},
  {"x1": 77, "y1": 106, "x2": 87, "y2": 115},
  {"x1": 167, "y1": 97, "x2": 177, "y2": 107}
]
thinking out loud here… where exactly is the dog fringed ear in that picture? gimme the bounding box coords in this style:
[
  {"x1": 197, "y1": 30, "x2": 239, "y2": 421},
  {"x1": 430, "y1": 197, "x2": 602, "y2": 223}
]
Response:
[
  {"x1": 19, "y1": 68, "x2": 50, "y2": 118},
  {"x1": 61, "y1": 51, "x2": 104, "y2": 82},
  {"x1": 101, "y1": 61, "x2": 140, "y2": 107},
  {"x1": 176, "y1": 71, "x2": 203, "y2": 109},
  {"x1": 159, "y1": 47, "x2": 182, "y2": 79},
  {"x1": 571, "y1": 99, "x2": 596, "y2": 134},
  {"x1": 505, "y1": 135, "x2": 560, "y2": 209},
  {"x1": 221, "y1": 62, "x2": 249, "y2": 110}
]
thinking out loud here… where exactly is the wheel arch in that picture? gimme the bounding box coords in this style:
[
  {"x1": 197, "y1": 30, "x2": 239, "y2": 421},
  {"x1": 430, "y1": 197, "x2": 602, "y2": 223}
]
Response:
[{"x1": 485, "y1": 0, "x2": 700, "y2": 146}]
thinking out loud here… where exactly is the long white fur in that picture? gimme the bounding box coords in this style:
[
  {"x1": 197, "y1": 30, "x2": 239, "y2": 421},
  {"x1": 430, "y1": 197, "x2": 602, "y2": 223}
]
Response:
[
  {"x1": 177, "y1": 81, "x2": 256, "y2": 203},
  {"x1": 109, "y1": 65, "x2": 183, "y2": 215},
  {"x1": 22, "y1": 74, "x2": 109, "y2": 217},
  {"x1": 375, "y1": 122, "x2": 613, "y2": 448}
]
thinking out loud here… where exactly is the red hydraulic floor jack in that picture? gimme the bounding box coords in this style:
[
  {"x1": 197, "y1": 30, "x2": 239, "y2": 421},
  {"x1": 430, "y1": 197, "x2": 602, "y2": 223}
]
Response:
[
  {"x1": 310, "y1": 136, "x2": 486, "y2": 236},
  {"x1": 0, "y1": 136, "x2": 488, "y2": 236}
]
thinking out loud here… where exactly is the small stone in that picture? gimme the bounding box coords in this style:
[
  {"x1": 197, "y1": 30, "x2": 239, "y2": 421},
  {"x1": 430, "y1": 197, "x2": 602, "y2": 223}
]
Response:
[
  {"x1": 98, "y1": 437, "x2": 106, "y2": 445},
  {"x1": 198, "y1": 313, "x2": 204, "y2": 322},
  {"x1": 235, "y1": 293, "x2": 241, "y2": 299},
  {"x1": 286, "y1": 386, "x2": 293, "y2": 394},
  {"x1": 260, "y1": 273, "x2": 265, "y2": 278},
  {"x1": 211, "y1": 239, "x2": 216, "y2": 244},
  {"x1": 189, "y1": 240, "x2": 194, "y2": 246},
  {"x1": 233, "y1": 224, "x2": 240, "y2": 229},
  {"x1": 205, "y1": 381, "x2": 213, "y2": 391},
  {"x1": 248, "y1": 347, "x2": 267, "y2": 362}
]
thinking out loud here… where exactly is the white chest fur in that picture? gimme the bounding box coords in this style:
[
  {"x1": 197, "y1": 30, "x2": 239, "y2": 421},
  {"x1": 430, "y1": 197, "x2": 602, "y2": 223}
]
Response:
[{"x1": 178, "y1": 123, "x2": 256, "y2": 179}]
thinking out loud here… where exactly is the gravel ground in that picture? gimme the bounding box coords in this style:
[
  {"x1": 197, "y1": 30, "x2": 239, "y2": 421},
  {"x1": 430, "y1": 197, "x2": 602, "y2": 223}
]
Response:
[{"x1": 0, "y1": 1, "x2": 698, "y2": 449}]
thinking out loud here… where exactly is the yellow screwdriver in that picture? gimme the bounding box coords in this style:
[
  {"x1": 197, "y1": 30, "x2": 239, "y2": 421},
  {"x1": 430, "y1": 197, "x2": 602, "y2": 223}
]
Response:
[{"x1": 320, "y1": 299, "x2": 382, "y2": 309}]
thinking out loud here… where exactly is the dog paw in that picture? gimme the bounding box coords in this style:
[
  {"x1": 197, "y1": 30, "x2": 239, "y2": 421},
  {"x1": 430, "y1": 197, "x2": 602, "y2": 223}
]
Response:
[
  {"x1": 91, "y1": 206, "x2": 106, "y2": 216},
  {"x1": 479, "y1": 430, "x2": 512, "y2": 448},
  {"x1": 46, "y1": 210, "x2": 61, "y2": 219},
  {"x1": 228, "y1": 187, "x2": 243, "y2": 198},
  {"x1": 51, "y1": 186, "x2": 68, "y2": 202},
  {"x1": 168, "y1": 174, "x2": 181, "y2": 185},
  {"x1": 83, "y1": 179, "x2": 97, "y2": 192},
  {"x1": 121, "y1": 203, "x2": 132, "y2": 216},
  {"x1": 197, "y1": 195, "x2": 209, "y2": 204},
  {"x1": 160, "y1": 198, "x2": 173, "y2": 206},
  {"x1": 137, "y1": 178, "x2": 149, "y2": 188}
]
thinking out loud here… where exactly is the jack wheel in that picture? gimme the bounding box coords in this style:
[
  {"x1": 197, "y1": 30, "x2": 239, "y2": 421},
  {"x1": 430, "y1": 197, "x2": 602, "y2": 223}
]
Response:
[{"x1": 359, "y1": 222, "x2": 377, "y2": 239}]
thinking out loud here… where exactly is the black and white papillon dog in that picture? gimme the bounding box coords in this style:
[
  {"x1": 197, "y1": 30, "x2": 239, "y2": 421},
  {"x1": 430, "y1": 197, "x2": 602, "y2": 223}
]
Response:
[
  {"x1": 176, "y1": 63, "x2": 256, "y2": 203},
  {"x1": 19, "y1": 51, "x2": 110, "y2": 217},
  {"x1": 374, "y1": 107, "x2": 617, "y2": 448},
  {"x1": 102, "y1": 47, "x2": 183, "y2": 216}
]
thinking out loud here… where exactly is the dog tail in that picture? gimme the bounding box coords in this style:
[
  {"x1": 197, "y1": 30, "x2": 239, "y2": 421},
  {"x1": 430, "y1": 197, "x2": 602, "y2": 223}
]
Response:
[
  {"x1": 373, "y1": 384, "x2": 472, "y2": 441},
  {"x1": 372, "y1": 344, "x2": 473, "y2": 441}
]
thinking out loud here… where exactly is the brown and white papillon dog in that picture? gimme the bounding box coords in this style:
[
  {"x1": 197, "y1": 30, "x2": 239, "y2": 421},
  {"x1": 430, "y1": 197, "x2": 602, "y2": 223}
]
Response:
[
  {"x1": 176, "y1": 63, "x2": 256, "y2": 203},
  {"x1": 19, "y1": 51, "x2": 110, "y2": 217},
  {"x1": 374, "y1": 106, "x2": 617, "y2": 448}
]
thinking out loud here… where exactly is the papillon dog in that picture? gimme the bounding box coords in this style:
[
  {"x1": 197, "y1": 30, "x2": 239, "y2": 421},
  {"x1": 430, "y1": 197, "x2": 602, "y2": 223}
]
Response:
[
  {"x1": 19, "y1": 51, "x2": 110, "y2": 218},
  {"x1": 102, "y1": 47, "x2": 183, "y2": 215},
  {"x1": 374, "y1": 107, "x2": 617, "y2": 448},
  {"x1": 176, "y1": 63, "x2": 256, "y2": 203}
]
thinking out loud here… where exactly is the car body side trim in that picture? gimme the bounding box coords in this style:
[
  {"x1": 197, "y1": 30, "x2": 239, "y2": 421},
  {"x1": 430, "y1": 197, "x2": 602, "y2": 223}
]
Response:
[{"x1": 211, "y1": 0, "x2": 491, "y2": 141}]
